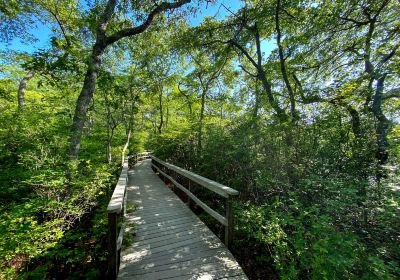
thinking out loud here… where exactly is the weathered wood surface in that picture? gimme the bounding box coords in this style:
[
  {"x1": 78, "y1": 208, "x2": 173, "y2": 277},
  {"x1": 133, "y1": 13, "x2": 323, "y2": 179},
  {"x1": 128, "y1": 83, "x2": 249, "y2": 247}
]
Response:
[
  {"x1": 151, "y1": 163, "x2": 228, "y2": 226},
  {"x1": 118, "y1": 159, "x2": 248, "y2": 280},
  {"x1": 151, "y1": 156, "x2": 239, "y2": 198},
  {"x1": 108, "y1": 160, "x2": 129, "y2": 278},
  {"x1": 107, "y1": 161, "x2": 129, "y2": 213}
]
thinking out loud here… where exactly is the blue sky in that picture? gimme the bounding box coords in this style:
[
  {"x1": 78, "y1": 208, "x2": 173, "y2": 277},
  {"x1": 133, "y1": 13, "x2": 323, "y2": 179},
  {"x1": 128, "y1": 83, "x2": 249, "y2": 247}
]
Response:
[
  {"x1": 0, "y1": 0, "x2": 275, "y2": 55},
  {"x1": 0, "y1": 21, "x2": 52, "y2": 53},
  {"x1": 188, "y1": 0, "x2": 243, "y2": 25}
]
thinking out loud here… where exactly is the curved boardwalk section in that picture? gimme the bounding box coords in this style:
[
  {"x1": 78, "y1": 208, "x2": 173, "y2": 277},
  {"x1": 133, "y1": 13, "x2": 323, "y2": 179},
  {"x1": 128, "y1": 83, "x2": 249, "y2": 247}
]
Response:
[{"x1": 118, "y1": 159, "x2": 248, "y2": 280}]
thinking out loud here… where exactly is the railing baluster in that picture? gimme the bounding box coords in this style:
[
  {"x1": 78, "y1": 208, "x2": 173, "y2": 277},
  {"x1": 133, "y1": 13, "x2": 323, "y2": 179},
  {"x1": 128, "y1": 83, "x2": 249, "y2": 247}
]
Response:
[
  {"x1": 225, "y1": 197, "x2": 233, "y2": 249},
  {"x1": 187, "y1": 179, "x2": 192, "y2": 206}
]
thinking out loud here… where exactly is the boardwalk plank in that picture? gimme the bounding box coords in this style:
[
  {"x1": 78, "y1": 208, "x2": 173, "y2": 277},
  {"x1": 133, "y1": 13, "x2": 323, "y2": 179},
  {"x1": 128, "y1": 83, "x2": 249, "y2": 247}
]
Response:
[
  {"x1": 128, "y1": 226, "x2": 211, "y2": 249},
  {"x1": 121, "y1": 247, "x2": 229, "y2": 272},
  {"x1": 134, "y1": 223, "x2": 206, "y2": 242},
  {"x1": 132, "y1": 219, "x2": 201, "y2": 234}
]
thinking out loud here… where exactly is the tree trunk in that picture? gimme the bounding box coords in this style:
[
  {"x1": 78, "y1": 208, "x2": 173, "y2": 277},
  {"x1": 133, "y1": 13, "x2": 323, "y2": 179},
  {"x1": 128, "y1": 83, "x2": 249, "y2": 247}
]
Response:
[
  {"x1": 372, "y1": 74, "x2": 390, "y2": 165},
  {"x1": 197, "y1": 89, "x2": 206, "y2": 152},
  {"x1": 106, "y1": 139, "x2": 112, "y2": 163},
  {"x1": 121, "y1": 91, "x2": 136, "y2": 165},
  {"x1": 18, "y1": 70, "x2": 35, "y2": 109},
  {"x1": 121, "y1": 128, "x2": 132, "y2": 166},
  {"x1": 106, "y1": 127, "x2": 115, "y2": 164},
  {"x1": 275, "y1": 0, "x2": 296, "y2": 119},
  {"x1": 166, "y1": 97, "x2": 169, "y2": 129},
  {"x1": 157, "y1": 89, "x2": 163, "y2": 133},
  {"x1": 69, "y1": 44, "x2": 105, "y2": 159}
]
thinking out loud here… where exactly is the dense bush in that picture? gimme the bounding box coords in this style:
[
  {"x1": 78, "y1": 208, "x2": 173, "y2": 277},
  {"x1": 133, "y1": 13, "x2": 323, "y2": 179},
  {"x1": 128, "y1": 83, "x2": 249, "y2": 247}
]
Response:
[
  {"x1": 0, "y1": 79, "x2": 120, "y2": 279},
  {"x1": 145, "y1": 115, "x2": 400, "y2": 279}
]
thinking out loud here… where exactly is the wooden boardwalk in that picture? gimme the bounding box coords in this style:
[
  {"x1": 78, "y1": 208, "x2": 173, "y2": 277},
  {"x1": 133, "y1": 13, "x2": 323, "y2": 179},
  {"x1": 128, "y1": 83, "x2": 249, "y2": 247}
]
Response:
[{"x1": 118, "y1": 159, "x2": 248, "y2": 280}]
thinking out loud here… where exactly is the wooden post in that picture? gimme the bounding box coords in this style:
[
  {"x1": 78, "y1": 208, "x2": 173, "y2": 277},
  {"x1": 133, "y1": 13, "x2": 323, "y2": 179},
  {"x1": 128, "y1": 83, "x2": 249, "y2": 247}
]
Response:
[
  {"x1": 123, "y1": 188, "x2": 127, "y2": 216},
  {"x1": 171, "y1": 170, "x2": 176, "y2": 191},
  {"x1": 108, "y1": 212, "x2": 118, "y2": 279},
  {"x1": 225, "y1": 197, "x2": 233, "y2": 249},
  {"x1": 163, "y1": 166, "x2": 167, "y2": 184},
  {"x1": 187, "y1": 180, "x2": 192, "y2": 206}
]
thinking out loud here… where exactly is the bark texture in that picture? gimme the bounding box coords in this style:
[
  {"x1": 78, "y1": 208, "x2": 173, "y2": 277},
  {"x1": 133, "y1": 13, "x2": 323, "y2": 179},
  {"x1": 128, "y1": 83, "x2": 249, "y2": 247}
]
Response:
[{"x1": 18, "y1": 70, "x2": 35, "y2": 109}]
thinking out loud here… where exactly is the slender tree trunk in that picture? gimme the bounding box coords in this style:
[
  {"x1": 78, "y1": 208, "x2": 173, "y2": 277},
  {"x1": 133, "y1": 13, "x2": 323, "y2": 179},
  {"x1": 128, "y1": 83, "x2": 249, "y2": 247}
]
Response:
[
  {"x1": 157, "y1": 89, "x2": 163, "y2": 133},
  {"x1": 18, "y1": 70, "x2": 35, "y2": 109},
  {"x1": 198, "y1": 89, "x2": 206, "y2": 152},
  {"x1": 178, "y1": 85, "x2": 193, "y2": 115},
  {"x1": 106, "y1": 127, "x2": 115, "y2": 163},
  {"x1": 254, "y1": 25, "x2": 285, "y2": 118},
  {"x1": 192, "y1": 58, "x2": 226, "y2": 153},
  {"x1": 121, "y1": 128, "x2": 132, "y2": 166},
  {"x1": 166, "y1": 97, "x2": 169, "y2": 129},
  {"x1": 229, "y1": 25, "x2": 286, "y2": 118},
  {"x1": 106, "y1": 141, "x2": 112, "y2": 163},
  {"x1": 121, "y1": 92, "x2": 136, "y2": 165}
]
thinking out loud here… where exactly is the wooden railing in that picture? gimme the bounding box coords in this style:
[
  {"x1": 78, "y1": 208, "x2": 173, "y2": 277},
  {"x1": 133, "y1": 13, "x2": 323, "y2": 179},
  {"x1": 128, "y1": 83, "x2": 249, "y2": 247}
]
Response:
[
  {"x1": 107, "y1": 160, "x2": 128, "y2": 279},
  {"x1": 107, "y1": 151, "x2": 151, "y2": 279},
  {"x1": 128, "y1": 151, "x2": 153, "y2": 168},
  {"x1": 150, "y1": 155, "x2": 239, "y2": 248}
]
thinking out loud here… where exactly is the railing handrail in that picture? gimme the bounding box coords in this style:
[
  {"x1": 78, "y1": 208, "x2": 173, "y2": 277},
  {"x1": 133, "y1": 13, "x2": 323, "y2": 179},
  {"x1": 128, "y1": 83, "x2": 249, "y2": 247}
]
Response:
[
  {"x1": 107, "y1": 161, "x2": 129, "y2": 213},
  {"x1": 150, "y1": 155, "x2": 239, "y2": 248},
  {"x1": 151, "y1": 156, "x2": 239, "y2": 198},
  {"x1": 128, "y1": 151, "x2": 153, "y2": 158},
  {"x1": 137, "y1": 151, "x2": 152, "y2": 155},
  {"x1": 107, "y1": 160, "x2": 129, "y2": 279}
]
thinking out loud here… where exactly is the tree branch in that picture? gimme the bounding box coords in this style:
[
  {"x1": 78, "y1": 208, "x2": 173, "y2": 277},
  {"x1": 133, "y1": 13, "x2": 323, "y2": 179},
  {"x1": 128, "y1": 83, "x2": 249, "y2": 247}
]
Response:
[
  {"x1": 383, "y1": 87, "x2": 400, "y2": 100},
  {"x1": 381, "y1": 42, "x2": 400, "y2": 64},
  {"x1": 239, "y1": 64, "x2": 257, "y2": 78},
  {"x1": 339, "y1": 16, "x2": 370, "y2": 26},
  {"x1": 98, "y1": 0, "x2": 118, "y2": 36},
  {"x1": 106, "y1": 0, "x2": 191, "y2": 45},
  {"x1": 228, "y1": 39, "x2": 258, "y2": 69},
  {"x1": 48, "y1": 8, "x2": 71, "y2": 47}
]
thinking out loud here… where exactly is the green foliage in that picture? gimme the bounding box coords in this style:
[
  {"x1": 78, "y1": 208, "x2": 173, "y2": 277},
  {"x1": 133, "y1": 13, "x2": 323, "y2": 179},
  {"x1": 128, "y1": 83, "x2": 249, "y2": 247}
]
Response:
[
  {"x1": 0, "y1": 157, "x2": 115, "y2": 278},
  {"x1": 122, "y1": 232, "x2": 134, "y2": 249},
  {"x1": 147, "y1": 110, "x2": 400, "y2": 279},
  {"x1": 0, "y1": 65, "x2": 120, "y2": 279}
]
